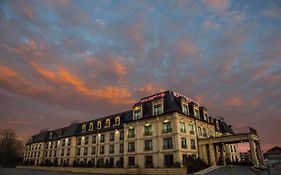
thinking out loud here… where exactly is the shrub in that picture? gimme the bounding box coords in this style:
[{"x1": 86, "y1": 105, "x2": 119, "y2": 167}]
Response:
[{"x1": 184, "y1": 155, "x2": 210, "y2": 173}]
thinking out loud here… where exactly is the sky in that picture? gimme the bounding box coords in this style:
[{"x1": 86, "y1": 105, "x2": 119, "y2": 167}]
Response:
[{"x1": 0, "y1": 0, "x2": 280, "y2": 152}]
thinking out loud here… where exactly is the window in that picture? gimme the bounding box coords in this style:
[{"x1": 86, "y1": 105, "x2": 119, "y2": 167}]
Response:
[
  {"x1": 182, "y1": 154, "x2": 188, "y2": 165},
  {"x1": 77, "y1": 148, "x2": 81, "y2": 156},
  {"x1": 105, "y1": 119, "x2": 110, "y2": 128},
  {"x1": 144, "y1": 124, "x2": 152, "y2": 136},
  {"x1": 181, "y1": 138, "x2": 187, "y2": 149},
  {"x1": 198, "y1": 127, "x2": 202, "y2": 136},
  {"x1": 97, "y1": 121, "x2": 102, "y2": 129},
  {"x1": 134, "y1": 109, "x2": 141, "y2": 120},
  {"x1": 100, "y1": 134, "x2": 105, "y2": 143},
  {"x1": 191, "y1": 139, "x2": 196, "y2": 149},
  {"x1": 182, "y1": 104, "x2": 188, "y2": 115},
  {"x1": 109, "y1": 145, "x2": 114, "y2": 154},
  {"x1": 163, "y1": 121, "x2": 172, "y2": 133},
  {"x1": 84, "y1": 136, "x2": 89, "y2": 145},
  {"x1": 89, "y1": 123, "x2": 94, "y2": 131},
  {"x1": 92, "y1": 135, "x2": 96, "y2": 144},
  {"x1": 91, "y1": 147, "x2": 96, "y2": 155},
  {"x1": 128, "y1": 156, "x2": 135, "y2": 167},
  {"x1": 120, "y1": 144, "x2": 124, "y2": 153},
  {"x1": 115, "y1": 116, "x2": 120, "y2": 126},
  {"x1": 77, "y1": 137, "x2": 81, "y2": 145},
  {"x1": 204, "y1": 113, "x2": 208, "y2": 121},
  {"x1": 99, "y1": 146, "x2": 104, "y2": 154},
  {"x1": 67, "y1": 148, "x2": 70, "y2": 156},
  {"x1": 194, "y1": 108, "x2": 199, "y2": 118},
  {"x1": 202, "y1": 128, "x2": 207, "y2": 137},
  {"x1": 189, "y1": 124, "x2": 194, "y2": 134},
  {"x1": 49, "y1": 132, "x2": 52, "y2": 139},
  {"x1": 163, "y1": 138, "x2": 173, "y2": 149},
  {"x1": 153, "y1": 104, "x2": 162, "y2": 116},
  {"x1": 128, "y1": 127, "x2": 135, "y2": 138},
  {"x1": 144, "y1": 140, "x2": 153, "y2": 151},
  {"x1": 68, "y1": 138, "x2": 71, "y2": 146},
  {"x1": 82, "y1": 124, "x2": 86, "y2": 132},
  {"x1": 145, "y1": 156, "x2": 153, "y2": 168},
  {"x1": 84, "y1": 147, "x2": 88, "y2": 156},
  {"x1": 128, "y1": 142, "x2": 135, "y2": 152},
  {"x1": 61, "y1": 149, "x2": 64, "y2": 156},
  {"x1": 164, "y1": 154, "x2": 174, "y2": 168},
  {"x1": 120, "y1": 130, "x2": 124, "y2": 140},
  {"x1": 109, "y1": 133, "x2": 115, "y2": 142},
  {"x1": 62, "y1": 139, "x2": 65, "y2": 147},
  {"x1": 180, "y1": 121, "x2": 186, "y2": 133}
]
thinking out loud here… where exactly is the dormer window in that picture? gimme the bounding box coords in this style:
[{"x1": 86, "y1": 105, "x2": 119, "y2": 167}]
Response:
[
  {"x1": 97, "y1": 121, "x2": 102, "y2": 129},
  {"x1": 49, "y1": 132, "x2": 52, "y2": 139},
  {"x1": 115, "y1": 116, "x2": 120, "y2": 126},
  {"x1": 82, "y1": 124, "x2": 86, "y2": 132},
  {"x1": 194, "y1": 108, "x2": 199, "y2": 118},
  {"x1": 89, "y1": 123, "x2": 94, "y2": 131},
  {"x1": 153, "y1": 104, "x2": 162, "y2": 116},
  {"x1": 204, "y1": 113, "x2": 208, "y2": 121},
  {"x1": 182, "y1": 104, "x2": 188, "y2": 115},
  {"x1": 105, "y1": 119, "x2": 110, "y2": 128},
  {"x1": 134, "y1": 107, "x2": 142, "y2": 120}
]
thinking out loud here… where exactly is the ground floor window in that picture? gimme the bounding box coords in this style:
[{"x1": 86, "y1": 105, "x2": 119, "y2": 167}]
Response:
[
  {"x1": 164, "y1": 154, "x2": 174, "y2": 168},
  {"x1": 182, "y1": 154, "x2": 188, "y2": 166},
  {"x1": 144, "y1": 156, "x2": 153, "y2": 168}
]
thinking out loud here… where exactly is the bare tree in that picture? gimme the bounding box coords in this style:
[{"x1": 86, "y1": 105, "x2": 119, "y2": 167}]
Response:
[{"x1": 0, "y1": 129, "x2": 24, "y2": 167}]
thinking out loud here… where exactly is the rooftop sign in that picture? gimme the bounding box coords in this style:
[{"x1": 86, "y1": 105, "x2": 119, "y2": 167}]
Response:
[
  {"x1": 173, "y1": 92, "x2": 199, "y2": 105},
  {"x1": 139, "y1": 92, "x2": 165, "y2": 103}
]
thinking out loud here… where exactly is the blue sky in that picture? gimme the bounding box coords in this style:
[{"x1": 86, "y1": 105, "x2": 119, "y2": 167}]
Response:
[{"x1": 0, "y1": 0, "x2": 280, "y2": 150}]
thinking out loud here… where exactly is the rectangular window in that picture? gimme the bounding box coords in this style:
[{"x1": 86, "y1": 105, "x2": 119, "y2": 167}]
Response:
[
  {"x1": 128, "y1": 128, "x2": 135, "y2": 138},
  {"x1": 100, "y1": 134, "x2": 105, "y2": 143},
  {"x1": 128, "y1": 156, "x2": 135, "y2": 166},
  {"x1": 144, "y1": 125, "x2": 152, "y2": 136},
  {"x1": 76, "y1": 148, "x2": 81, "y2": 156},
  {"x1": 163, "y1": 138, "x2": 173, "y2": 149},
  {"x1": 144, "y1": 140, "x2": 153, "y2": 151},
  {"x1": 84, "y1": 147, "x2": 88, "y2": 156},
  {"x1": 61, "y1": 149, "x2": 64, "y2": 156},
  {"x1": 180, "y1": 122, "x2": 186, "y2": 133},
  {"x1": 191, "y1": 139, "x2": 196, "y2": 150},
  {"x1": 163, "y1": 121, "x2": 172, "y2": 133},
  {"x1": 144, "y1": 156, "x2": 153, "y2": 168},
  {"x1": 128, "y1": 142, "x2": 135, "y2": 152},
  {"x1": 120, "y1": 144, "x2": 124, "y2": 153},
  {"x1": 202, "y1": 128, "x2": 207, "y2": 137},
  {"x1": 62, "y1": 139, "x2": 65, "y2": 147},
  {"x1": 182, "y1": 154, "x2": 188, "y2": 165},
  {"x1": 67, "y1": 148, "x2": 70, "y2": 156},
  {"x1": 109, "y1": 145, "x2": 114, "y2": 154},
  {"x1": 134, "y1": 109, "x2": 141, "y2": 120},
  {"x1": 100, "y1": 146, "x2": 104, "y2": 154},
  {"x1": 91, "y1": 147, "x2": 96, "y2": 155},
  {"x1": 109, "y1": 133, "x2": 115, "y2": 142},
  {"x1": 181, "y1": 138, "x2": 187, "y2": 149},
  {"x1": 182, "y1": 104, "x2": 188, "y2": 115},
  {"x1": 198, "y1": 127, "x2": 202, "y2": 136},
  {"x1": 78, "y1": 137, "x2": 81, "y2": 145},
  {"x1": 120, "y1": 130, "x2": 124, "y2": 140},
  {"x1": 84, "y1": 136, "x2": 89, "y2": 145},
  {"x1": 153, "y1": 104, "x2": 162, "y2": 116},
  {"x1": 189, "y1": 124, "x2": 194, "y2": 135},
  {"x1": 164, "y1": 154, "x2": 174, "y2": 168},
  {"x1": 68, "y1": 138, "x2": 71, "y2": 146},
  {"x1": 92, "y1": 135, "x2": 96, "y2": 144}
]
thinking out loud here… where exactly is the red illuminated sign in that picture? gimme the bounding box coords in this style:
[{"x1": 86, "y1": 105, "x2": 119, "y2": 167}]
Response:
[
  {"x1": 173, "y1": 92, "x2": 199, "y2": 105},
  {"x1": 139, "y1": 92, "x2": 165, "y2": 103}
]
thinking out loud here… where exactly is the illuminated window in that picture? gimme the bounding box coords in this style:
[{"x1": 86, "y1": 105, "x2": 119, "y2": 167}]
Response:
[
  {"x1": 82, "y1": 124, "x2": 86, "y2": 132},
  {"x1": 182, "y1": 104, "x2": 188, "y2": 115},
  {"x1": 204, "y1": 113, "x2": 208, "y2": 121},
  {"x1": 115, "y1": 116, "x2": 120, "y2": 126},
  {"x1": 128, "y1": 127, "x2": 135, "y2": 138},
  {"x1": 163, "y1": 120, "x2": 172, "y2": 133},
  {"x1": 89, "y1": 123, "x2": 94, "y2": 131},
  {"x1": 180, "y1": 121, "x2": 186, "y2": 133},
  {"x1": 194, "y1": 108, "x2": 199, "y2": 118},
  {"x1": 153, "y1": 104, "x2": 162, "y2": 116},
  {"x1": 49, "y1": 132, "x2": 52, "y2": 139},
  {"x1": 97, "y1": 121, "x2": 102, "y2": 129},
  {"x1": 105, "y1": 119, "x2": 110, "y2": 128},
  {"x1": 189, "y1": 124, "x2": 194, "y2": 135}
]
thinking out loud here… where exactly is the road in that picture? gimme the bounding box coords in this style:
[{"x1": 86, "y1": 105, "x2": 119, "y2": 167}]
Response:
[{"x1": 204, "y1": 166, "x2": 276, "y2": 175}]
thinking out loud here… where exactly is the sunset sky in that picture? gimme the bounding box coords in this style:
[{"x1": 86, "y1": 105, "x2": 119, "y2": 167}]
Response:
[{"x1": 0, "y1": 0, "x2": 280, "y2": 151}]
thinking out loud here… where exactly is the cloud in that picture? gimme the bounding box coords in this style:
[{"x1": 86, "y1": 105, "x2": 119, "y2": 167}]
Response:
[
  {"x1": 224, "y1": 97, "x2": 243, "y2": 106},
  {"x1": 202, "y1": 20, "x2": 220, "y2": 30},
  {"x1": 203, "y1": 0, "x2": 230, "y2": 11},
  {"x1": 8, "y1": 120, "x2": 31, "y2": 125},
  {"x1": 112, "y1": 59, "x2": 127, "y2": 76},
  {"x1": 175, "y1": 37, "x2": 198, "y2": 58},
  {"x1": 262, "y1": 8, "x2": 281, "y2": 18}
]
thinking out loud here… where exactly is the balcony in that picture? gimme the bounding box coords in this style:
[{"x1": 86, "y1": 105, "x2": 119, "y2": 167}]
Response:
[
  {"x1": 144, "y1": 147, "x2": 153, "y2": 151},
  {"x1": 189, "y1": 131, "x2": 195, "y2": 135},
  {"x1": 144, "y1": 131, "x2": 153, "y2": 136},
  {"x1": 162, "y1": 128, "x2": 172, "y2": 134},
  {"x1": 128, "y1": 133, "x2": 135, "y2": 138},
  {"x1": 163, "y1": 145, "x2": 173, "y2": 150}
]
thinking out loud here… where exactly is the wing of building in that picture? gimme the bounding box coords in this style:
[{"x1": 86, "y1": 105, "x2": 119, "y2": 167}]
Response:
[{"x1": 23, "y1": 90, "x2": 246, "y2": 168}]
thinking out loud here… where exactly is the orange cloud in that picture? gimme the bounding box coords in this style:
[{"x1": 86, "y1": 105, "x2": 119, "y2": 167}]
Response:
[
  {"x1": 204, "y1": 0, "x2": 229, "y2": 11},
  {"x1": 138, "y1": 83, "x2": 165, "y2": 95},
  {"x1": 224, "y1": 97, "x2": 243, "y2": 106},
  {"x1": 176, "y1": 37, "x2": 198, "y2": 57},
  {"x1": 112, "y1": 60, "x2": 127, "y2": 76}
]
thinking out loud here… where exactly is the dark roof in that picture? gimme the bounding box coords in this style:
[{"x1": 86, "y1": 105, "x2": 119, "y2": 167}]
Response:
[{"x1": 267, "y1": 146, "x2": 281, "y2": 153}]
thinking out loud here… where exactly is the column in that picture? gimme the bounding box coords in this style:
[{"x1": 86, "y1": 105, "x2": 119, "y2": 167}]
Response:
[
  {"x1": 255, "y1": 141, "x2": 264, "y2": 165},
  {"x1": 209, "y1": 144, "x2": 217, "y2": 166},
  {"x1": 249, "y1": 139, "x2": 258, "y2": 166}
]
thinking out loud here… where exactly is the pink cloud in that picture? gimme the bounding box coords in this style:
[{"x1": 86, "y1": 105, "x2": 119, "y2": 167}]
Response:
[
  {"x1": 203, "y1": 0, "x2": 230, "y2": 11},
  {"x1": 176, "y1": 37, "x2": 198, "y2": 57}
]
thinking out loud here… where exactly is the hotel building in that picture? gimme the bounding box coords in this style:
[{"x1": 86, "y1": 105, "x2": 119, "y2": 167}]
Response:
[{"x1": 23, "y1": 90, "x2": 243, "y2": 168}]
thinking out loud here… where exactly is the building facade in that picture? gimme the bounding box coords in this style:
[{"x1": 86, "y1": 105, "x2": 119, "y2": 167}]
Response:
[{"x1": 23, "y1": 90, "x2": 240, "y2": 168}]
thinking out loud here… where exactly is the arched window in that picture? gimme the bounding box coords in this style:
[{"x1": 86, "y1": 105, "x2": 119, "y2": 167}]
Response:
[
  {"x1": 89, "y1": 123, "x2": 94, "y2": 131},
  {"x1": 115, "y1": 117, "x2": 120, "y2": 126},
  {"x1": 97, "y1": 121, "x2": 102, "y2": 129},
  {"x1": 82, "y1": 124, "x2": 86, "y2": 132},
  {"x1": 105, "y1": 119, "x2": 110, "y2": 128}
]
